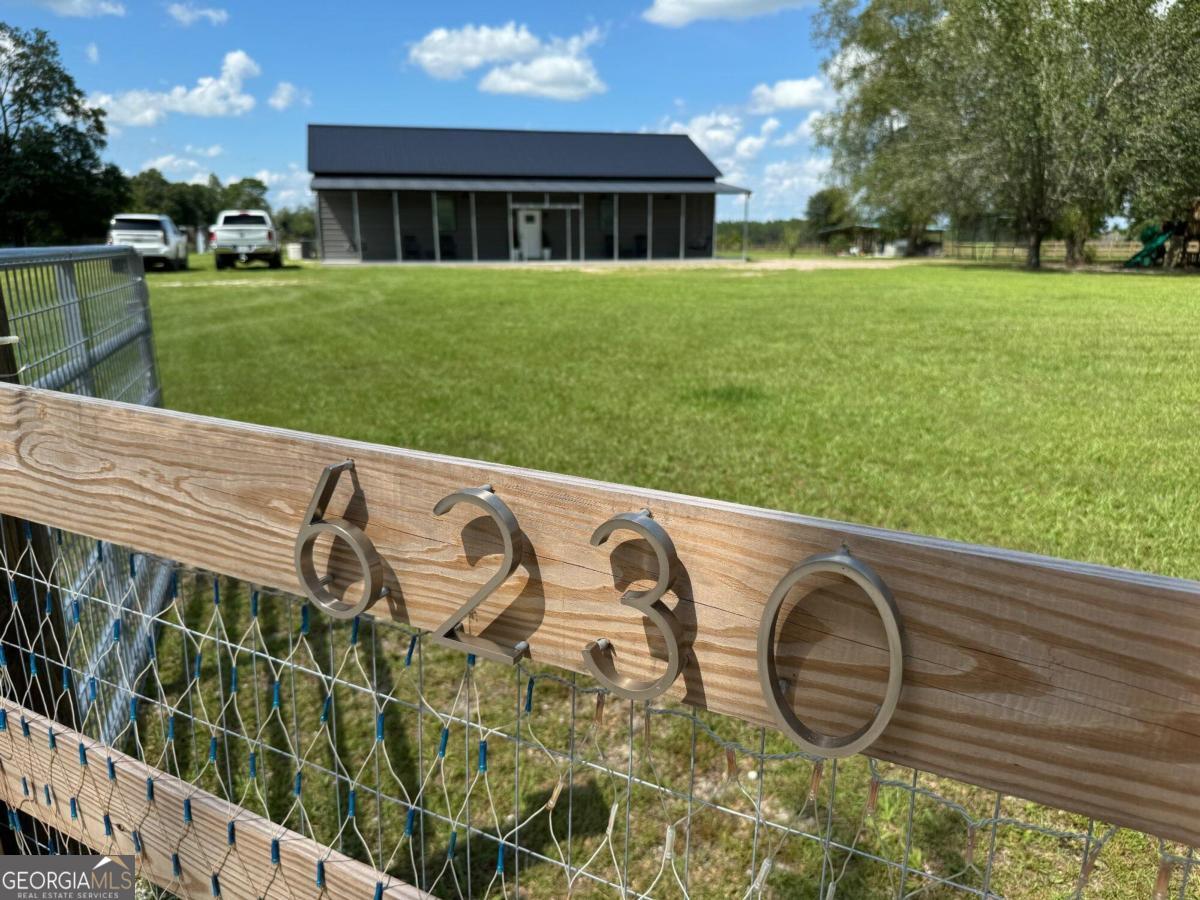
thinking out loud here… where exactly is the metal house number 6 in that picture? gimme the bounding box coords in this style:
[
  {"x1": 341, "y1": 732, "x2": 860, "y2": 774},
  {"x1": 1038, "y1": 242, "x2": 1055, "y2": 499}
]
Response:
[
  {"x1": 584, "y1": 509, "x2": 686, "y2": 701},
  {"x1": 757, "y1": 550, "x2": 904, "y2": 758},
  {"x1": 294, "y1": 460, "x2": 387, "y2": 620}
]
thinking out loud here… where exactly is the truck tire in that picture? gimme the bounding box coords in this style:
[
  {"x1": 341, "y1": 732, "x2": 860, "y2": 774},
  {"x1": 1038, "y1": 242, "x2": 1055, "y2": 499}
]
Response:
[{"x1": 269, "y1": 252, "x2": 282, "y2": 269}]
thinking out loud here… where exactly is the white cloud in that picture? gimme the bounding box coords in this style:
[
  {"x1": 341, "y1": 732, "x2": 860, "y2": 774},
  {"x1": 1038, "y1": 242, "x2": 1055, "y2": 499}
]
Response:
[
  {"x1": 254, "y1": 163, "x2": 312, "y2": 208},
  {"x1": 643, "y1": 0, "x2": 805, "y2": 27},
  {"x1": 89, "y1": 50, "x2": 260, "y2": 126},
  {"x1": 762, "y1": 155, "x2": 830, "y2": 204},
  {"x1": 749, "y1": 76, "x2": 835, "y2": 113},
  {"x1": 142, "y1": 153, "x2": 203, "y2": 174},
  {"x1": 666, "y1": 110, "x2": 743, "y2": 156},
  {"x1": 410, "y1": 22, "x2": 606, "y2": 101},
  {"x1": 774, "y1": 110, "x2": 823, "y2": 146},
  {"x1": 409, "y1": 22, "x2": 540, "y2": 79},
  {"x1": 268, "y1": 81, "x2": 311, "y2": 110},
  {"x1": 85, "y1": 42, "x2": 99, "y2": 63},
  {"x1": 735, "y1": 117, "x2": 779, "y2": 160},
  {"x1": 30, "y1": 0, "x2": 124, "y2": 17},
  {"x1": 167, "y1": 2, "x2": 228, "y2": 26},
  {"x1": 185, "y1": 143, "x2": 223, "y2": 157}
]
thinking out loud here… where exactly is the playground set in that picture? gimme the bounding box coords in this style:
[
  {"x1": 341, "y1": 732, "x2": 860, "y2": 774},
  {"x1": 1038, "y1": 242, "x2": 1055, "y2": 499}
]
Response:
[{"x1": 1124, "y1": 196, "x2": 1200, "y2": 268}]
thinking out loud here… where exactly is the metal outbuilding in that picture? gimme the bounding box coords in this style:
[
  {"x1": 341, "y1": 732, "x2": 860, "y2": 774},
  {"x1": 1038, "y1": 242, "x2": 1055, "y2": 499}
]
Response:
[{"x1": 307, "y1": 124, "x2": 751, "y2": 263}]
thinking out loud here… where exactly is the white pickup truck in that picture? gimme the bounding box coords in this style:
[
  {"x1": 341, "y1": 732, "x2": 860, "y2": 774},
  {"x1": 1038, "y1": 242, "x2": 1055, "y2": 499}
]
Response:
[{"x1": 208, "y1": 209, "x2": 282, "y2": 269}]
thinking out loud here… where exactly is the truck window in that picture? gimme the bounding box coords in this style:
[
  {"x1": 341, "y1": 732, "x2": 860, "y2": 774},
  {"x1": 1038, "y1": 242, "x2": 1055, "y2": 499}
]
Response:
[
  {"x1": 112, "y1": 218, "x2": 165, "y2": 231},
  {"x1": 221, "y1": 214, "x2": 268, "y2": 226}
]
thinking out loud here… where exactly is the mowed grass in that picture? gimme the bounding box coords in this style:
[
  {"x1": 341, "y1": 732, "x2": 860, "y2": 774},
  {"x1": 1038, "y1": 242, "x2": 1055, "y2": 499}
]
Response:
[{"x1": 138, "y1": 256, "x2": 1200, "y2": 898}]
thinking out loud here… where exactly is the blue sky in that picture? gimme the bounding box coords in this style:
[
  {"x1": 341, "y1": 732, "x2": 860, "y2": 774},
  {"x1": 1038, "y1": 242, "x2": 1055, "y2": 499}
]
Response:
[{"x1": 6, "y1": 0, "x2": 834, "y2": 219}]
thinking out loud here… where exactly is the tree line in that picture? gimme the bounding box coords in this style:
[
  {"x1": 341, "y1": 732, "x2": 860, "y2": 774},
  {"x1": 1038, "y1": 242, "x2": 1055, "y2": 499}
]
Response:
[
  {"x1": 815, "y1": 0, "x2": 1200, "y2": 268},
  {"x1": 0, "y1": 23, "x2": 314, "y2": 247}
]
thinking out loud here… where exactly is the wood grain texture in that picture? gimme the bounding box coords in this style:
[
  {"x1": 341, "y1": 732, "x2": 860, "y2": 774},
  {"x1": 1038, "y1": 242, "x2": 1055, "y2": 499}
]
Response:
[
  {"x1": 0, "y1": 383, "x2": 1197, "y2": 846},
  {"x1": 0, "y1": 698, "x2": 429, "y2": 899}
]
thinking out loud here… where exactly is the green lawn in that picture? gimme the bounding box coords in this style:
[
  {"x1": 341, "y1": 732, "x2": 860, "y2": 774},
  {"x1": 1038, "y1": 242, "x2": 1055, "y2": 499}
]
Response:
[
  {"x1": 136, "y1": 255, "x2": 1199, "y2": 899},
  {"x1": 150, "y1": 255, "x2": 1200, "y2": 580}
]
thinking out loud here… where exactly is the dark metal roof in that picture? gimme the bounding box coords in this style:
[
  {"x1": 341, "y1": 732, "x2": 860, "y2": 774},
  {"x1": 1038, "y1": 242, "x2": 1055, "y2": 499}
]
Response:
[{"x1": 308, "y1": 124, "x2": 723, "y2": 180}]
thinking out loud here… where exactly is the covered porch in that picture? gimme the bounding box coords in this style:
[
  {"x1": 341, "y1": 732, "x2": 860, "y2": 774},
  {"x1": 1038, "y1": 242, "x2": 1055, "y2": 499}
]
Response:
[{"x1": 312, "y1": 178, "x2": 751, "y2": 263}]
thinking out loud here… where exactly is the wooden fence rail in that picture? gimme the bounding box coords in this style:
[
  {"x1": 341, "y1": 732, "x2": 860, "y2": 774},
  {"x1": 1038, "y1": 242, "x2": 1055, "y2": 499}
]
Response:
[
  {"x1": 0, "y1": 697, "x2": 429, "y2": 899},
  {"x1": 0, "y1": 382, "x2": 1196, "y2": 847}
]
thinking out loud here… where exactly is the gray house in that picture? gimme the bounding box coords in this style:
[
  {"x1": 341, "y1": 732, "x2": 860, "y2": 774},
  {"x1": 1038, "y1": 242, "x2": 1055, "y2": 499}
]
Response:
[{"x1": 308, "y1": 124, "x2": 750, "y2": 263}]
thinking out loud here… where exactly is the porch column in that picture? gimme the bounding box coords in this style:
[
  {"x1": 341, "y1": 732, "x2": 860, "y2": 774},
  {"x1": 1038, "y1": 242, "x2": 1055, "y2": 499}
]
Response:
[
  {"x1": 431, "y1": 191, "x2": 441, "y2": 262},
  {"x1": 470, "y1": 192, "x2": 478, "y2": 262},
  {"x1": 314, "y1": 192, "x2": 324, "y2": 261},
  {"x1": 679, "y1": 194, "x2": 686, "y2": 260},
  {"x1": 566, "y1": 207, "x2": 572, "y2": 262},
  {"x1": 507, "y1": 192, "x2": 514, "y2": 261},
  {"x1": 742, "y1": 193, "x2": 750, "y2": 263},
  {"x1": 579, "y1": 193, "x2": 586, "y2": 261},
  {"x1": 613, "y1": 193, "x2": 619, "y2": 260},
  {"x1": 392, "y1": 190, "x2": 403, "y2": 261},
  {"x1": 711, "y1": 194, "x2": 717, "y2": 259},
  {"x1": 647, "y1": 193, "x2": 653, "y2": 260},
  {"x1": 351, "y1": 190, "x2": 362, "y2": 262}
]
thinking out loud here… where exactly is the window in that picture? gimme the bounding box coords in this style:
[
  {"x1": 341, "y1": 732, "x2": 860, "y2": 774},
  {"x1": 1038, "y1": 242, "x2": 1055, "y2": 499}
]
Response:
[
  {"x1": 220, "y1": 214, "x2": 268, "y2": 226},
  {"x1": 437, "y1": 195, "x2": 457, "y2": 234},
  {"x1": 600, "y1": 197, "x2": 614, "y2": 234},
  {"x1": 112, "y1": 218, "x2": 165, "y2": 232}
]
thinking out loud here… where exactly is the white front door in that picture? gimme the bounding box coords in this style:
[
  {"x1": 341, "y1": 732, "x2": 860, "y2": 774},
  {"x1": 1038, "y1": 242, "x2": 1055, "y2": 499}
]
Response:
[{"x1": 518, "y1": 209, "x2": 542, "y2": 260}]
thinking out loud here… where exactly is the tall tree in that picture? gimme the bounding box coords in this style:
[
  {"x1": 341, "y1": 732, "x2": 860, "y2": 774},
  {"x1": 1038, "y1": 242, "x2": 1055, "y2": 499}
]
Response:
[
  {"x1": 0, "y1": 23, "x2": 128, "y2": 245},
  {"x1": 805, "y1": 186, "x2": 853, "y2": 234},
  {"x1": 817, "y1": 0, "x2": 1198, "y2": 268}
]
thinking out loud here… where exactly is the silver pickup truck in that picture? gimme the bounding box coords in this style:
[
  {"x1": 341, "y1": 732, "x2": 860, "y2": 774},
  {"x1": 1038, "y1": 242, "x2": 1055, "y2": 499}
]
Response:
[{"x1": 208, "y1": 209, "x2": 282, "y2": 269}]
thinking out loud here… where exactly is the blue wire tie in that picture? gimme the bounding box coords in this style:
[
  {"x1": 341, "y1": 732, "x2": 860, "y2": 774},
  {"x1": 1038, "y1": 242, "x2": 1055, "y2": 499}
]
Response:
[
  {"x1": 294, "y1": 772, "x2": 302, "y2": 796},
  {"x1": 496, "y1": 843, "x2": 505, "y2": 873},
  {"x1": 147, "y1": 635, "x2": 156, "y2": 660},
  {"x1": 61, "y1": 667, "x2": 70, "y2": 692},
  {"x1": 270, "y1": 839, "x2": 280, "y2": 866},
  {"x1": 248, "y1": 751, "x2": 257, "y2": 780},
  {"x1": 146, "y1": 777, "x2": 154, "y2": 801},
  {"x1": 168, "y1": 715, "x2": 176, "y2": 741},
  {"x1": 78, "y1": 742, "x2": 87, "y2": 766},
  {"x1": 376, "y1": 712, "x2": 384, "y2": 743},
  {"x1": 27, "y1": 651, "x2": 37, "y2": 677},
  {"x1": 467, "y1": 653, "x2": 476, "y2": 667},
  {"x1": 320, "y1": 695, "x2": 331, "y2": 723},
  {"x1": 107, "y1": 757, "x2": 116, "y2": 781},
  {"x1": 209, "y1": 736, "x2": 218, "y2": 763},
  {"x1": 350, "y1": 616, "x2": 360, "y2": 645},
  {"x1": 44, "y1": 590, "x2": 52, "y2": 616},
  {"x1": 250, "y1": 590, "x2": 259, "y2": 617},
  {"x1": 478, "y1": 739, "x2": 488, "y2": 772},
  {"x1": 183, "y1": 798, "x2": 193, "y2": 824},
  {"x1": 193, "y1": 651, "x2": 202, "y2": 676},
  {"x1": 48, "y1": 834, "x2": 58, "y2": 855},
  {"x1": 88, "y1": 677, "x2": 97, "y2": 703},
  {"x1": 0, "y1": 709, "x2": 6, "y2": 731},
  {"x1": 129, "y1": 697, "x2": 137, "y2": 721},
  {"x1": 347, "y1": 789, "x2": 356, "y2": 818},
  {"x1": 56, "y1": 529, "x2": 63, "y2": 546},
  {"x1": 211, "y1": 872, "x2": 220, "y2": 897},
  {"x1": 315, "y1": 860, "x2": 325, "y2": 888},
  {"x1": 437, "y1": 727, "x2": 449, "y2": 758},
  {"x1": 47, "y1": 728, "x2": 55, "y2": 750},
  {"x1": 112, "y1": 619, "x2": 120, "y2": 643},
  {"x1": 0, "y1": 645, "x2": 7, "y2": 667},
  {"x1": 447, "y1": 831, "x2": 458, "y2": 860},
  {"x1": 170, "y1": 572, "x2": 179, "y2": 599},
  {"x1": 96, "y1": 541, "x2": 103, "y2": 561},
  {"x1": 102, "y1": 813, "x2": 112, "y2": 836},
  {"x1": 171, "y1": 853, "x2": 182, "y2": 878},
  {"x1": 71, "y1": 599, "x2": 80, "y2": 624},
  {"x1": 8, "y1": 809, "x2": 19, "y2": 831},
  {"x1": 69, "y1": 797, "x2": 78, "y2": 820},
  {"x1": 374, "y1": 882, "x2": 384, "y2": 900},
  {"x1": 132, "y1": 830, "x2": 142, "y2": 854},
  {"x1": 21, "y1": 777, "x2": 28, "y2": 797},
  {"x1": 129, "y1": 554, "x2": 137, "y2": 579},
  {"x1": 272, "y1": 681, "x2": 281, "y2": 709},
  {"x1": 300, "y1": 603, "x2": 310, "y2": 635},
  {"x1": 43, "y1": 784, "x2": 51, "y2": 805},
  {"x1": 20, "y1": 716, "x2": 30, "y2": 738},
  {"x1": 7, "y1": 577, "x2": 16, "y2": 605},
  {"x1": 229, "y1": 666, "x2": 238, "y2": 693},
  {"x1": 525, "y1": 677, "x2": 535, "y2": 713},
  {"x1": 227, "y1": 821, "x2": 236, "y2": 846},
  {"x1": 404, "y1": 807, "x2": 416, "y2": 835},
  {"x1": 404, "y1": 634, "x2": 418, "y2": 667},
  {"x1": 213, "y1": 578, "x2": 220, "y2": 607}
]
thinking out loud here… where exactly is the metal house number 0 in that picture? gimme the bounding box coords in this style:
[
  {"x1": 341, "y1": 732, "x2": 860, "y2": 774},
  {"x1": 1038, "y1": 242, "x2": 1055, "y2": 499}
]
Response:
[{"x1": 757, "y1": 551, "x2": 905, "y2": 759}]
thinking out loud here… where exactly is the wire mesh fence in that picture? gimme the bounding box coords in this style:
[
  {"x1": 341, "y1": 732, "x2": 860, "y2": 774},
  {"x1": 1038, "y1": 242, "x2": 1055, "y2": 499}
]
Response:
[{"x1": 0, "y1": 522, "x2": 1196, "y2": 899}]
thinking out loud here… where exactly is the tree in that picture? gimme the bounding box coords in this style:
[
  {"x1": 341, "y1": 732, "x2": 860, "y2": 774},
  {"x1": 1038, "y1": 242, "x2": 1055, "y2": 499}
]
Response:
[
  {"x1": 0, "y1": 23, "x2": 129, "y2": 245},
  {"x1": 221, "y1": 178, "x2": 270, "y2": 212},
  {"x1": 274, "y1": 206, "x2": 316, "y2": 241},
  {"x1": 817, "y1": 0, "x2": 1200, "y2": 269},
  {"x1": 805, "y1": 187, "x2": 852, "y2": 235},
  {"x1": 782, "y1": 220, "x2": 804, "y2": 257}
]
